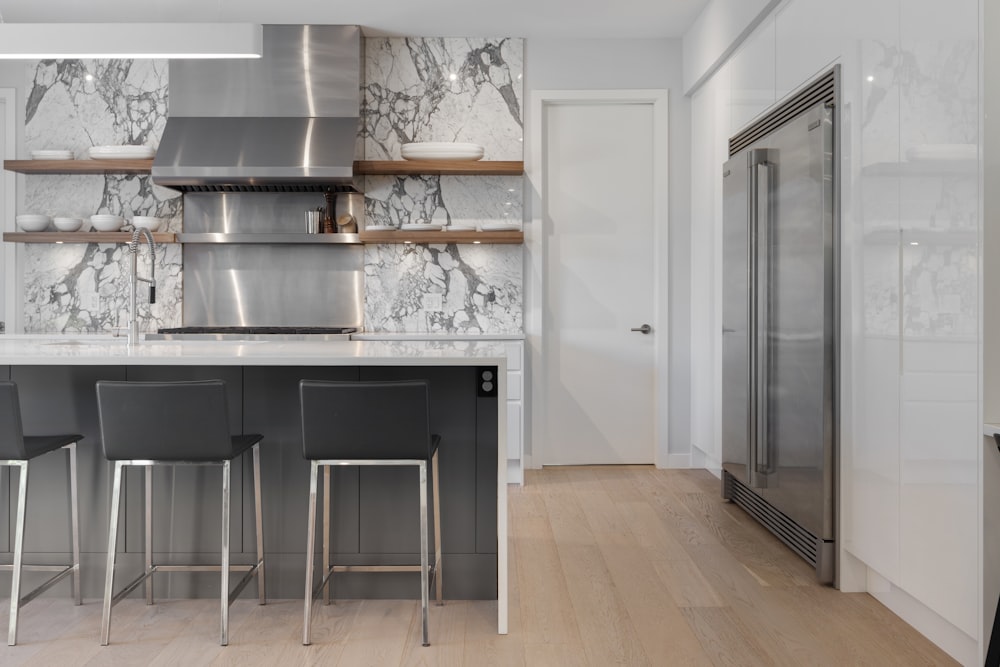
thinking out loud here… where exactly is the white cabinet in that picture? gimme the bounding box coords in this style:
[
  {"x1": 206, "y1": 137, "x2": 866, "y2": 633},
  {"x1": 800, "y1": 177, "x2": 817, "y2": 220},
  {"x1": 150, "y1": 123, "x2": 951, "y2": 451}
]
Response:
[
  {"x1": 729, "y1": 18, "x2": 776, "y2": 133},
  {"x1": 690, "y1": 0, "x2": 981, "y2": 657},
  {"x1": 503, "y1": 341, "x2": 525, "y2": 484}
]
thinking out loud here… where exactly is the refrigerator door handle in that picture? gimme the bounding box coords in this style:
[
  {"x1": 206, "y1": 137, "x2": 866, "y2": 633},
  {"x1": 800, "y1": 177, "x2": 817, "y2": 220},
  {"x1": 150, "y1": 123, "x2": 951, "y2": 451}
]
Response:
[{"x1": 747, "y1": 149, "x2": 772, "y2": 488}]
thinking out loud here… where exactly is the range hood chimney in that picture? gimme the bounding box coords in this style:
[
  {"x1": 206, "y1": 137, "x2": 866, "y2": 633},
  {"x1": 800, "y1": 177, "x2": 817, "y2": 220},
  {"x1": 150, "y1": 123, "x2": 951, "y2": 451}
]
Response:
[{"x1": 153, "y1": 25, "x2": 362, "y2": 193}]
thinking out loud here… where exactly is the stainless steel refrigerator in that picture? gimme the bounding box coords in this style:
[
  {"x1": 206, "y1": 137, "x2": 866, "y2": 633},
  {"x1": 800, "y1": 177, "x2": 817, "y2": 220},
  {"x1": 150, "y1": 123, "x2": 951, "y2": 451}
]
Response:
[{"x1": 721, "y1": 68, "x2": 837, "y2": 584}]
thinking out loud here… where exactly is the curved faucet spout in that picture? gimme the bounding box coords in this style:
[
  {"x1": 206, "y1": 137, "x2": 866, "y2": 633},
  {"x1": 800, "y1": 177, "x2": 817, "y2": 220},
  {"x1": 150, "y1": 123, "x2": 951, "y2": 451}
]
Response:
[{"x1": 127, "y1": 227, "x2": 158, "y2": 346}]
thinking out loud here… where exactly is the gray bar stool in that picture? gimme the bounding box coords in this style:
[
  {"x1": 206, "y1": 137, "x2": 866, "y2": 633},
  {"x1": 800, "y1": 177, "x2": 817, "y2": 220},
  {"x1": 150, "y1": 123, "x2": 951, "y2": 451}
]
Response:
[
  {"x1": 0, "y1": 380, "x2": 81, "y2": 646},
  {"x1": 95, "y1": 379, "x2": 265, "y2": 646},
  {"x1": 299, "y1": 379, "x2": 442, "y2": 647}
]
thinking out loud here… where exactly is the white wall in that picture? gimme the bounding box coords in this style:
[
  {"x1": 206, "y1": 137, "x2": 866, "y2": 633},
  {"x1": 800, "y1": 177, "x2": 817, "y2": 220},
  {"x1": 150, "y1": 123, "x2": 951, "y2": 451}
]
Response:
[
  {"x1": 522, "y1": 38, "x2": 692, "y2": 466},
  {"x1": 686, "y1": 0, "x2": 982, "y2": 664}
]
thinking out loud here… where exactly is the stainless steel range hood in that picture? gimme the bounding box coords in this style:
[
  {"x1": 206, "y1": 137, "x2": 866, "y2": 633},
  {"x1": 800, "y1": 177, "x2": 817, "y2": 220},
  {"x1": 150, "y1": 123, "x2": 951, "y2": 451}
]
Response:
[{"x1": 153, "y1": 24, "x2": 362, "y2": 193}]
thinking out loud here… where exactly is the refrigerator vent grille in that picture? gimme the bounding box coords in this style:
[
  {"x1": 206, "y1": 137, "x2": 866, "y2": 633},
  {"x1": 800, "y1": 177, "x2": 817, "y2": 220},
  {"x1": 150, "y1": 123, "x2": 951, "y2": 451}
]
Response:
[
  {"x1": 729, "y1": 67, "x2": 837, "y2": 156},
  {"x1": 725, "y1": 473, "x2": 819, "y2": 567}
]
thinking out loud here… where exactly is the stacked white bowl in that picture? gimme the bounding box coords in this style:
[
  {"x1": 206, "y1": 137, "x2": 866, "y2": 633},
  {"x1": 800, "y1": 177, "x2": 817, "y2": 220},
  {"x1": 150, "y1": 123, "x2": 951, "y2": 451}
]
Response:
[
  {"x1": 131, "y1": 216, "x2": 162, "y2": 231},
  {"x1": 15, "y1": 214, "x2": 51, "y2": 232},
  {"x1": 90, "y1": 214, "x2": 124, "y2": 231},
  {"x1": 53, "y1": 217, "x2": 83, "y2": 232}
]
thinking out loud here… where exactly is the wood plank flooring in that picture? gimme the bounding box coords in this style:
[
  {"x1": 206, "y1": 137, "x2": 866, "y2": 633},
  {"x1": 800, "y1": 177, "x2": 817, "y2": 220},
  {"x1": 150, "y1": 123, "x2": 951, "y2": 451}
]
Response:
[{"x1": 0, "y1": 467, "x2": 958, "y2": 666}]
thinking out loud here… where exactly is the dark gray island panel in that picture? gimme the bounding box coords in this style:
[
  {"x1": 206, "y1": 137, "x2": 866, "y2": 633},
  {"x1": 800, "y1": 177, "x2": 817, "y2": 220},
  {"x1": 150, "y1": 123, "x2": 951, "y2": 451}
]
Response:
[{"x1": 0, "y1": 360, "x2": 500, "y2": 601}]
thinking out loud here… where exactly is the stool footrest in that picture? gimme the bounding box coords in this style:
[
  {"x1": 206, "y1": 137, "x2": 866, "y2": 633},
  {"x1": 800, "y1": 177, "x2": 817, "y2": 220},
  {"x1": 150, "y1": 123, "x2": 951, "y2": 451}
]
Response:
[
  {"x1": 109, "y1": 562, "x2": 262, "y2": 608},
  {"x1": 154, "y1": 564, "x2": 255, "y2": 573},
  {"x1": 228, "y1": 559, "x2": 264, "y2": 606},
  {"x1": 5, "y1": 564, "x2": 78, "y2": 609},
  {"x1": 332, "y1": 565, "x2": 423, "y2": 573}
]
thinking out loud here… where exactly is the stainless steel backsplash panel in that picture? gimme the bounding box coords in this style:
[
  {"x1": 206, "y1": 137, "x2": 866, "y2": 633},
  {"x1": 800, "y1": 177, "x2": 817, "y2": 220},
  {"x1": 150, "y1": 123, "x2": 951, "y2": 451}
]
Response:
[
  {"x1": 184, "y1": 192, "x2": 337, "y2": 234},
  {"x1": 181, "y1": 193, "x2": 363, "y2": 328},
  {"x1": 183, "y1": 244, "x2": 363, "y2": 328}
]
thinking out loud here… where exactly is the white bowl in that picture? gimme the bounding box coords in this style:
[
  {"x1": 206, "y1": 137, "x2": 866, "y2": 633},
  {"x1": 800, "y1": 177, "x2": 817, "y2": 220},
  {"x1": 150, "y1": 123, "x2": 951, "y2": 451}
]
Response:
[
  {"x1": 16, "y1": 214, "x2": 51, "y2": 232},
  {"x1": 131, "y1": 216, "x2": 162, "y2": 231},
  {"x1": 53, "y1": 217, "x2": 83, "y2": 232},
  {"x1": 90, "y1": 215, "x2": 124, "y2": 232}
]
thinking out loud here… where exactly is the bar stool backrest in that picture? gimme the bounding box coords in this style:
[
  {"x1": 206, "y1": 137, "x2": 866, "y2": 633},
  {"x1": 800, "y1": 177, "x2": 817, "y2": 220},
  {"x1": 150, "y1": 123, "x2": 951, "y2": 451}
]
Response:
[
  {"x1": 96, "y1": 380, "x2": 234, "y2": 461},
  {"x1": 300, "y1": 380, "x2": 433, "y2": 461},
  {"x1": 0, "y1": 381, "x2": 27, "y2": 460}
]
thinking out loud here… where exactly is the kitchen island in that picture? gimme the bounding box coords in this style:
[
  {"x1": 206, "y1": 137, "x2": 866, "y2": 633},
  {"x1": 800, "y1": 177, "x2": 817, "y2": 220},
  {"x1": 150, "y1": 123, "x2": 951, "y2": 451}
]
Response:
[{"x1": 0, "y1": 337, "x2": 507, "y2": 634}]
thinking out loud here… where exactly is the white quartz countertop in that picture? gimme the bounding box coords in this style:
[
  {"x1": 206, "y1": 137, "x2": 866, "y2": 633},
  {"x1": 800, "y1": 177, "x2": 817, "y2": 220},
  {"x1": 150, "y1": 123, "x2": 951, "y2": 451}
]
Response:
[
  {"x1": 353, "y1": 333, "x2": 525, "y2": 341},
  {"x1": 0, "y1": 336, "x2": 509, "y2": 366}
]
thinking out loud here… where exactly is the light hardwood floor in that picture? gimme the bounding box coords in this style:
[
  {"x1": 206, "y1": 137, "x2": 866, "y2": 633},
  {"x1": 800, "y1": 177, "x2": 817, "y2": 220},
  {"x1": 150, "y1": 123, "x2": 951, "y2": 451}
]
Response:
[{"x1": 0, "y1": 467, "x2": 958, "y2": 666}]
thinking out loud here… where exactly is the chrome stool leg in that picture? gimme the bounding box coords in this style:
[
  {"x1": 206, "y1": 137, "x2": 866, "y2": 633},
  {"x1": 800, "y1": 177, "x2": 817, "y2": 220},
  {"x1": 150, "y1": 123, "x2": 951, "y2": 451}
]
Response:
[
  {"x1": 303, "y1": 460, "x2": 319, "y2": 645},
  {"x1": 145, "y1": 466, "x2": 153, "y2": 605},
  {"x1": 322, "y1": 465, "x2": 331, "y2": 605},
  {"x1": 252, "y1": 443, "x2": 266, "y2": 605},
  {"x1": 67, "y1": 444, "x2": 81, "y2": 606},
  {"x1": 101, "y1": 461, "x2": 125, "y2": 646},
  {"x1": 8, "y1": 461, "x2": 28, "y2": 646},
  {"x1": 431, "y1": 449, "x2": 442, "y2": 605},
  {"x1": 419, "y1": 460, "x2": 430, "y2": 647},
  {"x1": 220, "y1": 460, "x2": 231, "y2": 646}
]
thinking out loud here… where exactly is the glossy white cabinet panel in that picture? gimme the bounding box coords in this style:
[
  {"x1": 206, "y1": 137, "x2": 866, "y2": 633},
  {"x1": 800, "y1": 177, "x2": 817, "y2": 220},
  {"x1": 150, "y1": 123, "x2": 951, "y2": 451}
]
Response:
[
  {"x1": 774, "y1": 0, "x2": 840, "y2": 100},
  {"x1": 505, "y1": 341, "x2": 525, "y2": 484},
  {"x1": 845, "y1": 337, "x2": 900, "y2": 581},
  {"x1": 507, "y1": 370, "x2": 522, "y2": 401},
  {"x1": 729, "y1": 19, "x2": 775, "y2": 134},
  {"x1": 895, "y1": 0, "x2": 979, "y2": 638},
  {"x1": 689, "y1": 63, "x2": 729, "y2": 470}
]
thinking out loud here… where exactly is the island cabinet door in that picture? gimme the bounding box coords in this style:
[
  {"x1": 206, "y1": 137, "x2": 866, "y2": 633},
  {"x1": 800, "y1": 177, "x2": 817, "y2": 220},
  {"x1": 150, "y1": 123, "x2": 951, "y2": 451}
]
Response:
[{"x1": 358, "y1": 366, "x2": 494, "y2": 599}]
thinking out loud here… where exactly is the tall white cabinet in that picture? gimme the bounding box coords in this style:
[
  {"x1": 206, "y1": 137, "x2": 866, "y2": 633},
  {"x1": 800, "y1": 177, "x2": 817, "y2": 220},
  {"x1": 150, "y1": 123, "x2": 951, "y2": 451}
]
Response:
[{"x1": 688, "y1": 0, "x2": 981, "y2": 663}]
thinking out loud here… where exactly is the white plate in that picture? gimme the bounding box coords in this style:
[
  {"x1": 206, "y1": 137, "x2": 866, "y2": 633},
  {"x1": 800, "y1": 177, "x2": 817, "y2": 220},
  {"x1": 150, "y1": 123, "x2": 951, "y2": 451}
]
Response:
[
  {"x1": 401, "y1": 142, "x2": 484, "y2": 161},
  {"x1": 481, "y1": 223, "x2": 521, "y2": 231},
  {"x1": 443, "y1": 225, "x2": 476, "y2": 231},
  {"x1": 400, "y1": 223, "x2": 444, "y2": 231},
  {"x1": 364, "y1": 225, "x2": 397, "y2": 232},
  {"x1": 31, "y1": 150, "x2": 74, "y2": 160},
  {"x1": 88, "y1": 146, "x2": 155, "y2": 160}
]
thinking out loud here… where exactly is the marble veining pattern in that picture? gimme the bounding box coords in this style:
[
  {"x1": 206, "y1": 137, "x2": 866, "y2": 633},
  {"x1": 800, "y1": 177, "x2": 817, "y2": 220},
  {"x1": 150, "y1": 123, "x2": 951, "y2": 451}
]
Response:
[
  {"x1": 363, "y1": 38, "x2": 523, "y2": 160},
  {"x1": 23, "y1": 242, "x2": 181, "y2": 335},
  {"x1": 365, "y1": 175, "x2": 521, "y2": 228},
  {"x1": 361, "y1": 38, "x2": 524, "y2": 333},
  {"x1": 22, "y1": 59, "x2": 181, "y2": 333},
  {"x1": 364, "y1": 244, "x2": 521, "y2": 334}
]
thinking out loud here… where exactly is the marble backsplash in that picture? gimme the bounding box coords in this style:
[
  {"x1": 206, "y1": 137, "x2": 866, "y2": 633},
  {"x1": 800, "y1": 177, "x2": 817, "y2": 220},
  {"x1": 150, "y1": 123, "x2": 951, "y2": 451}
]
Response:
[
  {"x1": 21, "y1": 58, "x2": 182, "y2": 334},
  {"x1": 361, "y1": 37, "x2": 524, "y2": 334},
  {"x1": 17, "y1": 37, "x2": 525, "y2": 336}
]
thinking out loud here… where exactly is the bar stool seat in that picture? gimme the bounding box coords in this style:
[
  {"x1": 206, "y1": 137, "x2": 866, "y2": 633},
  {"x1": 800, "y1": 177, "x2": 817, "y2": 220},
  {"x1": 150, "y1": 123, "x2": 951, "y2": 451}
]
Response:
[
  {"x1": 95, "y1": 379, "x2": 266, "y2": 646},
  {"x1": 0, "y1": 380, "x2": 81, "y2": 646},
  {"x1": 299, "y1": 379, "x2": 443, "y2": 647}
]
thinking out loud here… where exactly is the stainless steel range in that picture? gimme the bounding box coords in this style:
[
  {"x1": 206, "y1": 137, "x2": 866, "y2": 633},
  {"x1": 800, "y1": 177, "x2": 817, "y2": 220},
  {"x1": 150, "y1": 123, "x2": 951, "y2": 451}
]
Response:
[{"x1": 148, "y1": 326, "x2": 357, "y2": 341}]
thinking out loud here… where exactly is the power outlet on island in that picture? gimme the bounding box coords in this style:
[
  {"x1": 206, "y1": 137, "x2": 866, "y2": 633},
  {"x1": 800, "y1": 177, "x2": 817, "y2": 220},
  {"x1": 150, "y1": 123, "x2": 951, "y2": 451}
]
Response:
[{"x1": 423, "y1": 294, "x2": 443, "y2": 312}]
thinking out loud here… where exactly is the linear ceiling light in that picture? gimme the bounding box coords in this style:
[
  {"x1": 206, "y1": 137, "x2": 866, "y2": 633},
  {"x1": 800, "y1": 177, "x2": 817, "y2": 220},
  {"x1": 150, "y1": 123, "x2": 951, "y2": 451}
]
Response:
[{"x1": 0, "y1": 23, "x2": 262, "y2": 59}]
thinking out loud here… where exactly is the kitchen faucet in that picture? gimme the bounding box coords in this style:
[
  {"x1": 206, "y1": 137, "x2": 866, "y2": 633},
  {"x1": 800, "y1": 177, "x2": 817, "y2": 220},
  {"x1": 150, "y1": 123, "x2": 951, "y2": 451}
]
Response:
[{"x1": 127, "y1": 227, "x2": 156, "y2": 346}]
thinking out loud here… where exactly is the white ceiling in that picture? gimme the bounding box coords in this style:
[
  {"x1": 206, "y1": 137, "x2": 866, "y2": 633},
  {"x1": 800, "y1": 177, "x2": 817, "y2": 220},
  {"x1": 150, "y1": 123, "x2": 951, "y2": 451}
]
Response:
[{"x1": 0, "y1": 0, "x2": 710, "y2": 39}]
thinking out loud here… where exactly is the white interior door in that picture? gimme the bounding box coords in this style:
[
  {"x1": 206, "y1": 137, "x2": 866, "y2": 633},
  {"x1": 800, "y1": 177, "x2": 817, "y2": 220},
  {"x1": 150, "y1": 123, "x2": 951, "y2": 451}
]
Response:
[{"x1": 537, "y1": 95, "x2": 664, "y2": 465}]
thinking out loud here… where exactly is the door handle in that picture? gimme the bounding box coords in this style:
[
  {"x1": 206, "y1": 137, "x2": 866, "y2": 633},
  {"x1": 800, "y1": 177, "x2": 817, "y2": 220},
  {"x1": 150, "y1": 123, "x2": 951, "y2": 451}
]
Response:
[{"x1": 630, "y1": 324, "x2": 652, "y2": 334}]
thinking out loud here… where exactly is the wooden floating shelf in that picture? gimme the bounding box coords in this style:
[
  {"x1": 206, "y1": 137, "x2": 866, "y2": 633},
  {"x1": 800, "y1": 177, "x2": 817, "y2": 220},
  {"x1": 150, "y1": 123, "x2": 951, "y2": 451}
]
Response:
[
  {"x1": 4, "y1": 232, "x2": 176, "y2": 244},
  {"x1": 359, "y1": 230, "x2": 523, "y2": 244},
  {"x1": 354, "y1": 160, "x2": 523, "y2": 176},
  {"x1": 4, "y1": 159, "x2": 154, "y2": 174}
]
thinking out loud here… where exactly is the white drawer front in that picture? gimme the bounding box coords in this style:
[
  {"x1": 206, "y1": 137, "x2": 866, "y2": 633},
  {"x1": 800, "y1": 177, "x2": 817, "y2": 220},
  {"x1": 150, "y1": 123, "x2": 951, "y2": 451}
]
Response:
[{"x1": 507, "y1": 401, "x2": 523, "y2": 461}]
